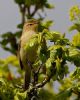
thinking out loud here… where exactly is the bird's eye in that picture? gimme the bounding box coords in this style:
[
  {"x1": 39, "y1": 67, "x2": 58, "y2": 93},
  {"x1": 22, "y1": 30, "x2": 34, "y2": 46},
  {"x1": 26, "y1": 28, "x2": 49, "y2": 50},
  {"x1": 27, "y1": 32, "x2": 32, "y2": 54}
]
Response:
[{"x1": 29, "y1": 24, "x2": 33, "y2": 26}]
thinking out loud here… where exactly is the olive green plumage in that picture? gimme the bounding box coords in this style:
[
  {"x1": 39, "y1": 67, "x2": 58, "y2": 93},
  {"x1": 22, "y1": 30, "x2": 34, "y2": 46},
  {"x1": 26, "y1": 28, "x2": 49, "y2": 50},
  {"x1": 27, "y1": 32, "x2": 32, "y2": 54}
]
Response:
[{"x1": 19, "y1": 19, "x2": 39, "y2": 90}]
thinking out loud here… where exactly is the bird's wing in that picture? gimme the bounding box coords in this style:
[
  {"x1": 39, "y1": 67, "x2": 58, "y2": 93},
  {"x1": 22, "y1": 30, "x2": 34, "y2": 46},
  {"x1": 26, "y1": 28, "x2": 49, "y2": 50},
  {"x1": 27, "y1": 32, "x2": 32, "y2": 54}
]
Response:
[{"x1": 18, "y1": 39, "x2": 24, "y2": 70}]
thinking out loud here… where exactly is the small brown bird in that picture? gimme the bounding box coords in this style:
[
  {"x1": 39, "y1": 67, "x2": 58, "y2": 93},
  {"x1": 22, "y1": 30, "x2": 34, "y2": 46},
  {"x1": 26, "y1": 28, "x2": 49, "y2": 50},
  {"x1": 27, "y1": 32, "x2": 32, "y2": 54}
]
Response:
[{"x1": 18, "y1": 19, "x2": 39, "y2": 90}]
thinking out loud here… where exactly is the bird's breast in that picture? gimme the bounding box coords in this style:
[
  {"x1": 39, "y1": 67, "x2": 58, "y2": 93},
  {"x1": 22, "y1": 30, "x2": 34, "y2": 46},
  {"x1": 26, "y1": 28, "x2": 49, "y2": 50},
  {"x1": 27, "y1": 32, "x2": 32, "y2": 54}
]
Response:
[
  {"x1": 20, "y1": 31, "x2": 38, "y2": 68},
  {"x1": 21, "y1": 31, "x2": 36, "y2": 48}
]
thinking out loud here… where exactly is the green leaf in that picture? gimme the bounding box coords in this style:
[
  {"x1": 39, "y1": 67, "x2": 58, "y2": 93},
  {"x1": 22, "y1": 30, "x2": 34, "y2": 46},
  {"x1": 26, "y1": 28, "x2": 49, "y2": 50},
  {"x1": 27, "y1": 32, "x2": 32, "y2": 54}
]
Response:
[
  {"x1": 70, "y1": 67, "x2": 80, "y2": 80},
  {"x1": 1, "y1": 32, "x2": 13, "y2": 38},
  {"x1": 44, "y1": 31, "x2": 61, "y2": 42},
  {"x1": 14, "y1": 31, "x2": 22, "y2": 38},
  {"x1": 68, "y1": 48, "x2": 80, "y2": 66},
  {"x1": 39, "y1": 89, "x2": 55, "y2": 100},
  {"x1": 38, "y1": 32, "x2": 43, "y2": 43},
  {"x1": 25, "y1": 0, "x2": 33, "y2": 6},
  {"x1": 14, "y1": 0, "x2": 24, "y2": 4},
  {"x1": 69, "y1": 24, "x2": 77, "y2": 32},
  {"x1": 57, "y1": 38, "x2": 69, "y2": 45},
  {"x1": 69, "y1": 24, "x2": 80, "y2": 32},
  {"x1": 45, "y1": 3, "x2": 54, "y2": 9},
  {"x1": 25, "y1": 34, "x2": 38, "y2": 50},
  {"x1": 55, "y1": 58, "x2": 61, "y2": 72},
  {"x1": 72, "y1": 32, "x2": 80, "y2": 47},
  {"x1": 17, "y1": 24, "x2": 23, "y2": 29},
  {"x1": 55, "y1": 89, "x2": 72, "y2": 100},
  {"x1": 0, "y1": 78, "x2": 5, "y2": 86},
  {"x1": 46, "y1": 58, "x2": 52, "y2": 68},
  {"x1": 37, "y1": 45, "x2": 47, "y2": 62},
  {"x1": 14, "y1": 91, "x2": 28, "y2": 100},
  {"x1": 42, "y1": 21, "x2": 53, "y2": 29},
  {"x1": 0, "y1": 39, "x2": 8, "y2": 45}
]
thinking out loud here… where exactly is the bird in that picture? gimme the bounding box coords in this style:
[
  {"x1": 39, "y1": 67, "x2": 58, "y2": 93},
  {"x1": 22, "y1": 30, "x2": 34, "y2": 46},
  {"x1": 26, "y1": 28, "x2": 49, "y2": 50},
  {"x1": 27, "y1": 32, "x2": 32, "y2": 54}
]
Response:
[{"x1": 18, "y1": 19, "x2": 39, "y2": 90}]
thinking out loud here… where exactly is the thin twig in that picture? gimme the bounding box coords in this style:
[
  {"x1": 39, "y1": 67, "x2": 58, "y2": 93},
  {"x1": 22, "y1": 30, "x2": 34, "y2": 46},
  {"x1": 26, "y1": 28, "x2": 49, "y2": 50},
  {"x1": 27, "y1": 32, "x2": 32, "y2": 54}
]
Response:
[
  {"x1": 71, "y1": 89, "x2": 80, "y2": 95},
  {"x1": 19, "y1": 4, "x2": 26, "y2": 25},
  {"x1": 36, "y1": 64, "x2": 43, "y2": 74},
  {"x1": 27, "y1": 6, "x2": 30, "y2": 16},
  {"x1": 29, "y1": 65, "x2": 56, "y2": 93},
  {"x1": 31, "y1": 5, "x2": 38, "y2": 17}
]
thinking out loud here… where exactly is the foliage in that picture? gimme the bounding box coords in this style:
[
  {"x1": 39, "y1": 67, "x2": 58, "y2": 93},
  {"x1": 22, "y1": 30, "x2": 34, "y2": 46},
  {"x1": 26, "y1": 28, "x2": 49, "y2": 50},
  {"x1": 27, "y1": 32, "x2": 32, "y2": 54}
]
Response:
[
  {"x1": 0, "y1": 1, "x2": 80, "y2": 100},
  {"x1": 69, "y1": 5, "x2": 80, "y2": 32},
  {"x1": 0, "y1": 0, "x2": 54, "y2": 55}
]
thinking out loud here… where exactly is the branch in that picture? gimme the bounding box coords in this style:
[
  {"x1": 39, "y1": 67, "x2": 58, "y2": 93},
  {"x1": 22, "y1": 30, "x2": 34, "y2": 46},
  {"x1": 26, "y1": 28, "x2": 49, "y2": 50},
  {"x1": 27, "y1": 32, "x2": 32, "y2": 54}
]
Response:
[
  {"x1": 27, "y1": 6, "x2": 30, "y2": 16},
  {"x1": 71, "y1": 89, "x2": 80, "y2": 95},
  {"x1": 36, "y1": 64, "x2": 43, "y2": 74},
  {"x1": 31, "y1": 5, "x2": 38, "y2": 17},
  {"x1": 19, "y1": 4, "x2": 26, "y2": 24},
  {"x1": 1, "y1": 46, "x2": 16, "y2": 55},
  {"x1": 28, "y1": 64, "x2": 56, "y2": 93}
]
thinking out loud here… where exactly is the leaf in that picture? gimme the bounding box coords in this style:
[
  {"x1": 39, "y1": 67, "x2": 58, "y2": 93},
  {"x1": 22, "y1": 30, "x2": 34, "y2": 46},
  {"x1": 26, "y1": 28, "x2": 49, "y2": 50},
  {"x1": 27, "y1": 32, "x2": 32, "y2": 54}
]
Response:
[
  {"x1": 70, "y1": 67, "x2": 80, "y2": 80},
  {"x1": 42, "y1": 20, "x2": 53, "y2": 29},
  {"x1": 1, "y1": 32, "x2": 13, "y2": 38},
  {"x1": 69, "y1": 5, "x2": 80, "y2": 21},
  {"x1": 38, "y1": 74, "x2": 46, "y2": 82},
  {"x1": 49, "y1": 45, "x2": 63, "y2": 59},
  {"x1": 49, "y1": 49, "x2": 57, "y2": 60},
  {"x1": 68, "y1": 48, "x2": 80, "y2": 66},
  {"x1": 55, "y1": 89, "x2": 72, "y2": 100},
  {"x1": 55, "y1": 58, "x2": 61, "y2": 72},
  {"x1": 14, "y1": 91, "x2": 27, "y2": 100},
  {"x1": 38, "y1": 32, "x2": 43, "y2": 43},
  {"x1": 17, "y1": 23, "x2": 23, "y2": 29},
  {"x1": 5, "y1": 55, "x2": 19, "y2": 67},
  {"x1": 25, "y1": 0, "x2": 33, "y2": 6},
  {"x1": 39, "y1": 89, "x2": 55, "y2": 100},
  {"x1": 69, "y1": 24, "x2": 80, "y2": 32},
  {"x1": 72, "y1": 32, "x2": 80, "y2": 47},
  {"x1": 29, "y1": 37, "x2": 38, "y2": 47},
  {"x1": 57, "y1": 38, "x2": 69, "y2": 45},
  {"x1": 46, "y1": 58, "x2": 52, "y2": 68},
  {"x1": 14, "y1": 0, "x2": 24, "y2": 4},
  {"x1": 0, "y1": 39, "x2": 8, "y2": 45},
  {"x1": 14, "y1": 31, "x2": 22, "y2": 38},
  {"x1": 0, "y1": 78, "x2": 5, "y2": 86},
  {"x1": 45, "y1": 3, "x2": 54, "y2": 9},
  {"x1": 44, "y1": 31, "x2": 61, "y2": 42},
  {"x1": 25, "y1": 34, "x2": 38, "y2": 50},
  {"x1": 37, "y1": 45, "x2": 47, "y2": 62}
]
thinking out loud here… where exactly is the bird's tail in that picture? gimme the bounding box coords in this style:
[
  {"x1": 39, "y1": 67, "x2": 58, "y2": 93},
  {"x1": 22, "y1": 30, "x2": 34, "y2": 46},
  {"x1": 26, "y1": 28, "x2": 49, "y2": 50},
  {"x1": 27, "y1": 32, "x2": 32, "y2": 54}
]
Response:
[{"x1": 24, "y1": 67, "x2": 31, "y2": 90}]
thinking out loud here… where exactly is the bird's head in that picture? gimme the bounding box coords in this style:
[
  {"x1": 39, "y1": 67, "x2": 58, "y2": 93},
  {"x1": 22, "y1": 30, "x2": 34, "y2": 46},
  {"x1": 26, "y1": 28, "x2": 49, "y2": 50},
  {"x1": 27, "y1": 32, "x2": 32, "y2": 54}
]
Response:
[{"x1": 23, "y1": 19, "x2": 39, "y2": 33}]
